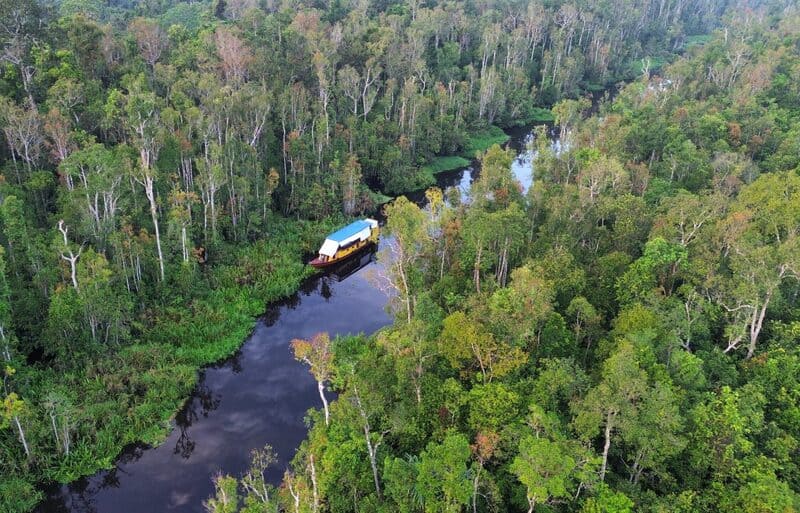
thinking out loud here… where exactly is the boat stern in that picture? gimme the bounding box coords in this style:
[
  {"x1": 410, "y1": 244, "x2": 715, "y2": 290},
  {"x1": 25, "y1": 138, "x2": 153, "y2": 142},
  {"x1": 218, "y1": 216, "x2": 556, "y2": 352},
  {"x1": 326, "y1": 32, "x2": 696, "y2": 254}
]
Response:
[{"x1": 310, "y1": 256, "x2": 329, "y2": 268}]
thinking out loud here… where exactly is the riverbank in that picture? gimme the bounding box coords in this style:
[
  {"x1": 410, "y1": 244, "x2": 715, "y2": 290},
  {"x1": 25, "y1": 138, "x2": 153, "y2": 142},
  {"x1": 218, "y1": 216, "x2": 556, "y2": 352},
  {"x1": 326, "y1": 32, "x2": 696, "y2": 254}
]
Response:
[
  {"x1": 35, "y1": 225, "x2": 395, "y2": 513},
  {"x1": 32, "y1": 123, "x2": 548, "y2": 512},
  {"x1": 8, "y1": 217, "x2": 340, "y2": 513},
  {"x1": 403, "y1": 124, "x2": 514, "y2": 196}
]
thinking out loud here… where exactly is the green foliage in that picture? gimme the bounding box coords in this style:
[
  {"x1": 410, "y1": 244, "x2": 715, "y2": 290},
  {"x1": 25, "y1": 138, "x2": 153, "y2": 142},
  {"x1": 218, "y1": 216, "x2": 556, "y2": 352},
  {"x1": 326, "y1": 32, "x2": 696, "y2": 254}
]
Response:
[
  {"x1": 512, "y1": 435, "x2": 576, "y2": 510},
  {"x1": 461, "y1": 127, "x2": 511, "y2": 159},
  {"x1": 0, "y1": 476, "x2": 42, "y2": 513},
  {"x1": 616, "y1": 237, "x2": 688, "y2": 305},
  {"x1": 416, "y1": 431, "x2": 472, "y2": 513},
  {"x1": 581, "y1": 483, "x2": 634, "y2": 513},
  {"x1": 272, "y1": 10, "x2": 800, "y2": 513},
  {"x1": 2, "y1": 1, "x2": 800, "y2": 512}
]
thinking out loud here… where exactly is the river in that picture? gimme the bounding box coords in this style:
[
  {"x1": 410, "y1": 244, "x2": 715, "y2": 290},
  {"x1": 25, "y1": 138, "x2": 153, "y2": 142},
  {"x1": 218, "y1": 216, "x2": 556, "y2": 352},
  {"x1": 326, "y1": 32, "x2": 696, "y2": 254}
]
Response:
[{"x1": 36, "y1": 125, "x2": 549, "y2": 513}]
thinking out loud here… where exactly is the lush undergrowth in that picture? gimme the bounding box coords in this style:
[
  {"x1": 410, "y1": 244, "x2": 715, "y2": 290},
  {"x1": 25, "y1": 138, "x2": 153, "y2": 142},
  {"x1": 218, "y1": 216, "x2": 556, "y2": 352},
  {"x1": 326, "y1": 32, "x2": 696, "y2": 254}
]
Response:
[
  {"x1": 1, "y1": 217, "x2": 339, "y2": 512},
  {"x1": 421, "y1": 156, "x2": 472, "y2": 176},
  {"x1": 395, "y1": 126, "x2": 512, "y2": 196},
  {"x1": 461, "y1": 126, "x2": 512, "y2": 159}
]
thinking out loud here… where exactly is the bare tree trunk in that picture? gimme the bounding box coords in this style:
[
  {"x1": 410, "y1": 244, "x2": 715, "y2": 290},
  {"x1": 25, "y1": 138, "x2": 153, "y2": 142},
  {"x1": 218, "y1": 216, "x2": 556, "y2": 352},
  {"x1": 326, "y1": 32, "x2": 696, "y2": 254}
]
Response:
[
  {"x1": 317, "y1": 380, "x2": 330, "y2": 426},
  {"x1": 474, "y1": 244, "x2": 483, "y2": 293},
  {"x1": 600, "y1": 410, "x2": 615, "y2": 482},
  {"x1": 181, "y1": 226, "x2": 189, "y2": 262},
  {"x1": 144, "y1": 177, "x2": 165, "y2": 281},
  {"x1": 309, "y1": 454, "x2": 319, "y2": 513},
  {"x1": 0, "y1": 327, "x2": 10, "y2": 362},
  {"x1": 288, "y1": 477, "x2": 301, "y2": 513},
  {"x1": 747, "y1": 292, "x2": 771, "y2": 359},
  {"x1": 57, "y1": 220, "x2": 81, "y2": 290},
  {"x1": 354, "y1": 386, "x2": 382, "y2": 499},
  {"x1": 14, "y1": 415, "x2": 30, "y2": 458},
  {"x1": 472, "y1": 466, "x2": 481, "y2": 513},
  {"x1": 49, "y1": 410, "x2": 60, "y2": 450}
]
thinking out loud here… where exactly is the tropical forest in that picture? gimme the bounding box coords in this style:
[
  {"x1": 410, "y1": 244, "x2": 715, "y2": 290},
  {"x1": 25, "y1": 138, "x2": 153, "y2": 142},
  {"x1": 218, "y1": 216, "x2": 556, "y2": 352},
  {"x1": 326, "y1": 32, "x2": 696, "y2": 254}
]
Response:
[{"x1": 1, "y1": 0, "x2": 800, "y2": 511}]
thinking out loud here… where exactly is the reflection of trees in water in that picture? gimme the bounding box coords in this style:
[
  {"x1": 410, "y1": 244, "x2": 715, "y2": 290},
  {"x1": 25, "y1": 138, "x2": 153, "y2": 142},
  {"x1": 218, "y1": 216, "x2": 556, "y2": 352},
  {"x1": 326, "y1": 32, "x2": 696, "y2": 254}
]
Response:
[
  {"x1": 97, "y1": 468, "x2": 122, "y2": 491},
  {"x1": 173, "y1": 384, "x2": 221, "y2": 459},
  {"x1": 117, "y1": 444, "x2": 146, "y2": 465},
  {"x1": 43, "y1": 463, "x2": 133, "y2": 513},
  {"x1": 299, "y1": 275, "x2": 320, "y2": 295},
  {"x1": 173, "y1": 423, "x2": 195, "y2": 459},
  {"x1": 207, "y1": 345, "x2": 244, "y2": 373},
  {"x1": 320, "y1": 278, "x2": 332, "y2": 299},
  {"x1": 229, "y1": 348, "x2": 243, "y2": 373},
  {"x1": 42, "y1": 441, "x2": 147, "y2": 512},
  {"x1": 262, "y1": 304, "x2": 281, "y2": 327},
  {"x1": 284, "y1": 290, "x2": 301, "y2": 309}
]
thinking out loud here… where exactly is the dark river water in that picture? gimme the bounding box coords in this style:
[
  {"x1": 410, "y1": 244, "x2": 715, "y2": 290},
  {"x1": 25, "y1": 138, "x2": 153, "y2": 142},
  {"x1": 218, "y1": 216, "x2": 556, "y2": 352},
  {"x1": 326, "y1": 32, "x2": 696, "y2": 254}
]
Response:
[{"x1": 36, "y1": 125, "x2": 546, "y2": 513}]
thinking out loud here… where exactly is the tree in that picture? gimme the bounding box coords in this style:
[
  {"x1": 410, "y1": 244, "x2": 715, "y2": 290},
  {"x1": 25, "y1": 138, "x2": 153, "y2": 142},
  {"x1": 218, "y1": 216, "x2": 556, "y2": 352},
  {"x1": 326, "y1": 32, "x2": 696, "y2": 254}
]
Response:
[
  {"x1": 384, "y1": 455, "x2": 420, "y2": 513},
  {"x1": 0, "y1": 0, "x2": 43, "y2": 105},
  {"x1": 55, "y1": 220, "x2": 83, "y2": 291},
  {"x1": 129, "y1": 18, "x2": 167, "y2": 70},
  {"x1": 337, "y1": 154, "x2": 362, "y2": 216},
  {"x1": 512, "y1": 436, "x2": 576, "y2": 512},
  {"x1": 125, "y1": 82, "x2": 167, "y2": 281},
  {"x1": 205, "y1": 473, "x2": 239, "y2": 513},
  {"x1": 1, "y1": 388, "x2": 30, "y2": 459},
  {"x1": 439, "y1": 312, "x2": 526, "y2": 383},
  {"x1": 0, "y1": 95, "x2": 42, "y2": 182},
  {"x1": 581, "y1": 483, "x2": 634, "y2": 513},
  {"x1": 567, "y1": 297, "x2": 602, "y2": 357},
  {"x1": 573, "y1": 340, "x2": 647, "y2": 482},
  {"x1": 462, "y1": 203, "x2": 527, "y2": 292},
  {"x1": 487, "y1": 264, "x2": 555, "y2": 348},
  {"x1": 416, "y1": 431, "x2": 472, "y2": 513},
  {"x1": 381, "y1": 196, "x2": 427, "y2": 322},
  {"x1": 168, "y1": 188, "x2": 198, "y2": 264},
  {"x1": 552, "y1": 97, "x2": 591, "y2": 141},
  {"x1": 291, "y1": 333, "x2": 333, "y2": 427},
  {"x1": 60, "y1": 143, "x2": 127, "y2": 248},
  {"x1": 43, "y1": 391, "x2": 74, "y2": 456},
  {"x1": 377, "y1": 320, "x2": 434, "y2": 405},
  {"x1": 470, "y1": 431, "x2": 500, "y2": 513},
  {"x1": 215, "y1": 26, "x2": 253, "y2": 86},
  {"x1": 471, "y1": 145, "x2": 521, "y2": 211},
  {"x1": 0, "y1": 248, "x2": 13, "y2": 363},
  {"x1": 621, "y1": 381, "x2": 685, "y2": 484},
  {"x1": 196, "y1": 143, "x2": 227, "y2": 244},
  {"x1": 76, "y1": 248, "x2": 131, "y2": 345},
  {"x1": 241, "y1": 444, "x2": 278, "y2": 508},
  {"x1": 687, "y1": 386, "x2": 761, "y2": 480},
  {"x1": 616, "y1": 237, "x2": 688, "y2": 305},
  {"x1": 707, "y1": 172, "x2": 800, "y2": 358}
]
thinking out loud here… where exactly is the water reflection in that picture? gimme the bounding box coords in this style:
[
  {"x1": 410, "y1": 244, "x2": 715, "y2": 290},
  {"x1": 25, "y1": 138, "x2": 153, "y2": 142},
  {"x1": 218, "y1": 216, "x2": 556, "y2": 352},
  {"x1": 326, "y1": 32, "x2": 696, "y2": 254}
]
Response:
[
  {"x1": 328, "y1": 245, "x2": 377, "y2": 282},
  {"x1": 173, "y1": 383, "x2": 222, "y2": 459},
  {"x1": 38, "y1": 238, "x2": 393, "y2": 513},
  {"x1": 36, "y1": 124, "x2": 546, "y2": 513}
]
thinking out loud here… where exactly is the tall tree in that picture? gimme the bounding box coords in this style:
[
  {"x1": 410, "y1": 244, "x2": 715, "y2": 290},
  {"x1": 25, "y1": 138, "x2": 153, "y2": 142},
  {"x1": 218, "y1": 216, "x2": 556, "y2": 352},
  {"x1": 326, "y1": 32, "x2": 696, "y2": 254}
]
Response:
[
  {"x1": 125, "y1": 83, "x2": 166, "y2": 281},
  {"x1": 573, "y1": 340, "x2": 647, "y2": 482},
  {"x1": 292, "y1": 333, "x2": 333, "y2": 427}
]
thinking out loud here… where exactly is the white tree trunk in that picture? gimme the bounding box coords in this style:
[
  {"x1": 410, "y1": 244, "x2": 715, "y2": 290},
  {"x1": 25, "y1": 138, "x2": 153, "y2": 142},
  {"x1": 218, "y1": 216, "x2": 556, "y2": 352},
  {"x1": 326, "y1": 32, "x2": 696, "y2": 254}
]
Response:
[
  {"x1": 143, "y1": 176, "x2": 165, "y2": 281},
  {"x1": 317, "y1": 380, "x2": 330, "y2": 426},
  {"x1": 600, "y1": 410, "x2": 615, "y2": 482},
  {"x1": 14, "y1": 415, "x2": 30, "y2": 458}
]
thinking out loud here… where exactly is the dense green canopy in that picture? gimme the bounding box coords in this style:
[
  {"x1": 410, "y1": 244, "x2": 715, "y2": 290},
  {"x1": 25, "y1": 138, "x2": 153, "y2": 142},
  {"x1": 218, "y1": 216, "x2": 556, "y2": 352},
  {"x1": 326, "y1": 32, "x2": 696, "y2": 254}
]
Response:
[{"x1": 1, "y1": 0, "x2": 800, "y2": 511}]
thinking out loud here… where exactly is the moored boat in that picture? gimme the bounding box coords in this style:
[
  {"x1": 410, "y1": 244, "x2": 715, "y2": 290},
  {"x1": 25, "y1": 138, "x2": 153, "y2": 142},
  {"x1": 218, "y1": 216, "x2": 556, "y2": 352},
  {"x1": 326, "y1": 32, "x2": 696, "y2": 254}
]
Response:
[{"x1": 310, "y1": 218, "x2": 379, "y2": 268}]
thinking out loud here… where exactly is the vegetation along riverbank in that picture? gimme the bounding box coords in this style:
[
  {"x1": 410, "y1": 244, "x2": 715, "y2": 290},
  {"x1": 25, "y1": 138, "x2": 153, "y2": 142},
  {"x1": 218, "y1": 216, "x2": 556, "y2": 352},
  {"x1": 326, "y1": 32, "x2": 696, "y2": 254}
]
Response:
[{"x1": 3, "y1": 0, "x2": 798, "y2": 512}]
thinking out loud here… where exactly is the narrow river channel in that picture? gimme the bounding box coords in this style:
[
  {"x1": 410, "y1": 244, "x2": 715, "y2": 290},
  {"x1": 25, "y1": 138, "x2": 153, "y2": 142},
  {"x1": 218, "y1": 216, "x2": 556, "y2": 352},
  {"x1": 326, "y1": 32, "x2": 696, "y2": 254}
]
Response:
[{"x1": 37, "y1": 126, "x2": 547, "y2": 513}]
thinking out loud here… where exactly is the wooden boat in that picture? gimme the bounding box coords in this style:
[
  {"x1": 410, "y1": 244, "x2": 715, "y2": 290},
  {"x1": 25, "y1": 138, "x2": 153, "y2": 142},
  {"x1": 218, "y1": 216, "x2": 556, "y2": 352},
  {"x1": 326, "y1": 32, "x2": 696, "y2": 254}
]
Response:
[{"x1": 310, "y1": 219, "x2": 379, "y2": 268}]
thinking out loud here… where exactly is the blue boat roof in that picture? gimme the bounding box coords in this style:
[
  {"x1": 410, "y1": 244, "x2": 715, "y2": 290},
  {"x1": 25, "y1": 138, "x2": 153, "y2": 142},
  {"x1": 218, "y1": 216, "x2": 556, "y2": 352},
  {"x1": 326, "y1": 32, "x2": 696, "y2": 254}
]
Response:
[{"x1": 327, "y1": 220, "x2": 371, "y2": 242}]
